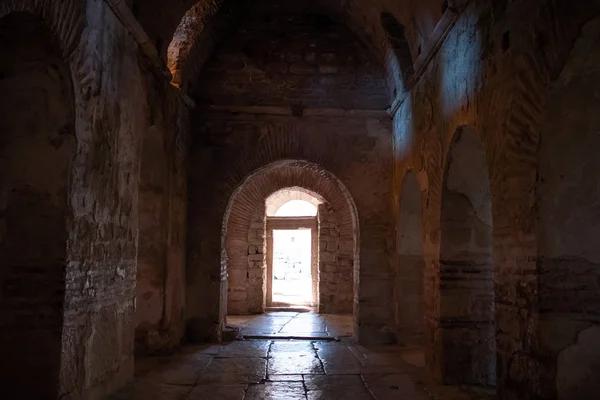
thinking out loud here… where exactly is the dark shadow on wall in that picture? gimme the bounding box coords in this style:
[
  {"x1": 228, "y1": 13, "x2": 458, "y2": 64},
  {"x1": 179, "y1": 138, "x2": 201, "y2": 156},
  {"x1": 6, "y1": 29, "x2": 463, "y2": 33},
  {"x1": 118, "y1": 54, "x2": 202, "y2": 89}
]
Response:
[
  {"x1": 394, "y1": 171, "x2": 425, "y2": 347},
  {"x1": 381, "y1": 11, "x2": 415, "y2": 90},
  {"x1": 0, "y1": 11, "x2": 75, "y2": 397},
  {"x1": 438, "y1": 126, "x2": 495, "y2": 388},
  {"x1": 536, "y1": 15, "x2": 600, "y2": 400}
]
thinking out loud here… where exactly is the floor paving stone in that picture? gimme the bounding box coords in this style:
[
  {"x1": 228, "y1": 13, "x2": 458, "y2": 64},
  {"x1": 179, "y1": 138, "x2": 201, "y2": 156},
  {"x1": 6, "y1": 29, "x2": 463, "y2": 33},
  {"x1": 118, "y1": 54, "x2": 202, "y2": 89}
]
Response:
[
  {"x1": 217, "y1": 340, "x2": 270, "y2": 358},
  {"x1": 304, "y1": 374, "x2": 366, "y2": 390},
  {"x1": 245, "y1": 381, "x2": 307, "y2": 400},
  {"x1": 187, "y1": 385, "x2": 247, "y2": 400},
  {"x1": 197, "y1": 357, "x2": 267, "y2": 384},
  {"x1": 109, "y1": 382, "x2": 190, "y2": 400},
  {"x1": 307, "y1": 390, "x2": 375, "y2": 400}
]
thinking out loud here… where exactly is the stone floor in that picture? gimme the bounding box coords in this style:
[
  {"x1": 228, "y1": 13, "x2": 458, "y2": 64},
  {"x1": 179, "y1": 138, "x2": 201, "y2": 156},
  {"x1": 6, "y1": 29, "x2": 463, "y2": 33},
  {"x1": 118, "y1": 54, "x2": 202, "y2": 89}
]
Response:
[
  {"x1": 112, "y1": 313, "x2": 487, "y2": 399},
  {"x1": 227, "y1": 311, "x2": 353, "y2": 339}
]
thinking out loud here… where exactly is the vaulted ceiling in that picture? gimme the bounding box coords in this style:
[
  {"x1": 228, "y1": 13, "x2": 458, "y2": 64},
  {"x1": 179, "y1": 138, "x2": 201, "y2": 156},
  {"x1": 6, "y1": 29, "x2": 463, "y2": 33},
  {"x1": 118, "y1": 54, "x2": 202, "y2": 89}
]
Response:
[{"x1": 131, "y1": 0, "x2": 451, "y2": 93}]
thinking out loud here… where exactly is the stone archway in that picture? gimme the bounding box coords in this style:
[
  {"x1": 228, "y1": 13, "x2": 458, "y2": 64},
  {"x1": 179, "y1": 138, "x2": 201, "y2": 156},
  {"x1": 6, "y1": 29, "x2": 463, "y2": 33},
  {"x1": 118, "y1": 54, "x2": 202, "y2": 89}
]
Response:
[
  {"x1": 0, "y1": 11, "x2": 76, "y2": 396},
  {"x1": 221, "y1": 160, "x2": 360, "y2": 331},
  {"x1": 438, "y1": 126, "x2": 495, "y2": 387}
]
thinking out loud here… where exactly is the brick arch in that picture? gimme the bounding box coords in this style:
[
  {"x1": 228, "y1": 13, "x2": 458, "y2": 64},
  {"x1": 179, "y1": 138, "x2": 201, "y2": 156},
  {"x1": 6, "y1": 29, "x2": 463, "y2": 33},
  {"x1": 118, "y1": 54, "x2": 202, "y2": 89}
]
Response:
[
  {"x1": 222, "y1": 160, "x2": 359, "y2": 316},
  {"x1": 167, "y1": 0, "x2": 221, "y2": 88},
  {"x1": 265, "y1": 187, "x2": 324, "y2": 216},
  {"x1": 0, "y1": 0, "x2": 84, "y2": 57}
]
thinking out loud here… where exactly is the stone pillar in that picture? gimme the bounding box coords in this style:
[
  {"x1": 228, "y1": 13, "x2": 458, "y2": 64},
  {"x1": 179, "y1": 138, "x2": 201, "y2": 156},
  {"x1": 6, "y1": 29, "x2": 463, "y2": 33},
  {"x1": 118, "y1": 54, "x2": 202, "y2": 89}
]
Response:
[{"x1": 247, "y1": 206, "x2": 266, "y2": 313}]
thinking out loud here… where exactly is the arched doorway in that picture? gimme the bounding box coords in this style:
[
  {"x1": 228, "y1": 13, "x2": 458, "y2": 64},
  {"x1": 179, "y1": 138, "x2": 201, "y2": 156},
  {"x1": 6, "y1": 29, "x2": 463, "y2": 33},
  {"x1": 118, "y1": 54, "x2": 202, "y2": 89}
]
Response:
[
  {"x1": 438, "y1": 126, "x2": 495, "y2": 387},
  {"x1": 0, "y1": 12, "x2": 75, "y2": 396},
  {"x1": 221, "y1": 161, "x2": 360, "y2": 337},
  {"x1": 394, "y1": 171, "x2": 424, "y2": 347}
]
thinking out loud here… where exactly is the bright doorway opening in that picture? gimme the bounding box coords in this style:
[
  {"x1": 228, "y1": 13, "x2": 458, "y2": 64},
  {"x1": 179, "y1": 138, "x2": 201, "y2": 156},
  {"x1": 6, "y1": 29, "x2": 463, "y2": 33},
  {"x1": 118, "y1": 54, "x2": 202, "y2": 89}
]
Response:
[
  {"x1": 272, "y1": 229, "x2": 312, "y2": 305},
  {"x1": 266, "y1": 195, "x2": 319, "y2": 308}
]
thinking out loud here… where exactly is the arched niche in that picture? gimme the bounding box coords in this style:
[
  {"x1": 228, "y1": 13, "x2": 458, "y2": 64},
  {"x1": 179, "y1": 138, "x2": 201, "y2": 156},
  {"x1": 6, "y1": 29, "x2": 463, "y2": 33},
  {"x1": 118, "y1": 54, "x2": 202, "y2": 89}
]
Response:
[
  {"x1": 0, "y1": 12, "x2": 75, "y2": 397},
  {"x1": 438, "y1": 126, "x2": 496, "y2": 387},
  {"x1": 394, "y1": 171, "x2": 424, "y2": 347},
  {"x1": 537, "y1": 17, "x2": 600, "y2": 399}
]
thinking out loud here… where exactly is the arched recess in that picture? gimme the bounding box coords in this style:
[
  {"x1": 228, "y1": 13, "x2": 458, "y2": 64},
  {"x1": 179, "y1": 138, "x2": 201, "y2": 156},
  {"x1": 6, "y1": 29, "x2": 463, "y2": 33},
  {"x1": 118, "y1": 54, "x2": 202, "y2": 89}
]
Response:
[
  {"x1": 0, "y1": 11, "x2": 76, "y2": 396},
  {"x1": 166, "y1": 0, "x2": 222, "y2": 88},
  {"x1": 222, "y1": 161, "x2": 359, "y2": 319},
  {"x1": 394, "y1": 171, "x2": 424, "y2": 347},
  {"x1": 438, "y1": 126, "x2": 495, "y2": 387},
  {"x1": 537, "y1": 17, "x2": 600, "y2": 399},
  {"x1": 381, "y1": 11, "x2": 414, "y2": 90}
]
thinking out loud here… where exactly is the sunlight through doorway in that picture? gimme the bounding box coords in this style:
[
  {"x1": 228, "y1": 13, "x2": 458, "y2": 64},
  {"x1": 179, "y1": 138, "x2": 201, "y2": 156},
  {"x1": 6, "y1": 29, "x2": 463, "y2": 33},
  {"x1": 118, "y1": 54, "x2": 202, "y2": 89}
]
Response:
[
  {"x1": 266, "y1": 193, "x2": 319, "y2": 308},
  {"x1": 272, "y1": 229, "x2": 312, "y2": 305}
]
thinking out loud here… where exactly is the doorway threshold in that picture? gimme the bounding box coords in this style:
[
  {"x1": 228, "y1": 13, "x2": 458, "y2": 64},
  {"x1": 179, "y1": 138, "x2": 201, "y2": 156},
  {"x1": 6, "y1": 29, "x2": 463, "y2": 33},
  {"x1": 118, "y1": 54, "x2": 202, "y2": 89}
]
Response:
[
  {"x1": 265, "y1": 305, "x2": 314, "y2": 313},
  {"x1": 240, "y1": 332, "x2": 339, "y2": 341}
]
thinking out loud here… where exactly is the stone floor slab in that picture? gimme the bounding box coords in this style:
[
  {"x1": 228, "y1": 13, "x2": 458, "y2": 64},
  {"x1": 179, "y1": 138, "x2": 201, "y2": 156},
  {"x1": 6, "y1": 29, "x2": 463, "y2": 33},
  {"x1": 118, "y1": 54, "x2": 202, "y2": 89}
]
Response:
[
  {"x1": 369, "y1": 386, "x2": 430, "y2": 400},
  {"x1": 267, "y1": 374, "x2": 304, "y2": 381},
  {"x1": 187, "y1": 384, "x2": 247, "y2": 400},
  {"x1": 307, "y1": 390, "x2": 375, "y2": 400},
  {"x1": 245, "y1": 381, "x2": 307, "y2": 400},
  {"x1": 361, "y1": 373, "x2": 417, "y2": 388},
  {"x1": 304, "y1": 374, "x2": 366, "y2": 390},
  {"x1": 197, "y1": 358, "x2": 267, "y2": 384},
  {"x1": 109, "y1": 382, "x2": 190, "y2": 400},
  {"x1": 216, "y1": 340, "x2": 270, "y2": 358},
  {"x1": 144, "y1": 354, "x2": 212, "y2": 386}
]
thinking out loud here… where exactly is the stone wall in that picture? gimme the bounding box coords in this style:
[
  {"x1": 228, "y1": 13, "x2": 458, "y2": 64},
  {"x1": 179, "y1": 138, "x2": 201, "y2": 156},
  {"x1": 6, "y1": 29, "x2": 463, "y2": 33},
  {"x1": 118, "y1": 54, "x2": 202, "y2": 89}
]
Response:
[
  {"x1": 537, "y1": 15, "x2": 600, "y2": 400},
  {"x1": 231, "y1": 205, "x2": 266, "y2": 314},
  {"x1": 0, "y1": 0, "x2": 188, "y2": 397},
  {"x1": 318, "y1": 203, "x2": 353, "y2": 314},
  {"x1": 394, "y1": 172, "x2": 424, "y2": 347},
  {"x1": 390, "y1": 0, "x2": 600, "y2": 397},
  {"x1": 59, "y1": 2, "x2": 146, "y2": 397},
  {"x1": 0, "y1": 12, "x2": 76, "y2": 397},
  {"x1": 439, "y1": 126, "x2": 495, "y2": 387},
  {"x1": 135, "y1": 77, "x2": 189, "y2": 355}
]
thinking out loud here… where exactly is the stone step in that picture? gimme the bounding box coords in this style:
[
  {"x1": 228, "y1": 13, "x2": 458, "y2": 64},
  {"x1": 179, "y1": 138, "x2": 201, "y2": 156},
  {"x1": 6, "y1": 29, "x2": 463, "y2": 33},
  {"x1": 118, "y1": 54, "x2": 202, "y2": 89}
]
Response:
[{"x1": 240, "y1": 333, "x2": 339, "y2": 341}]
